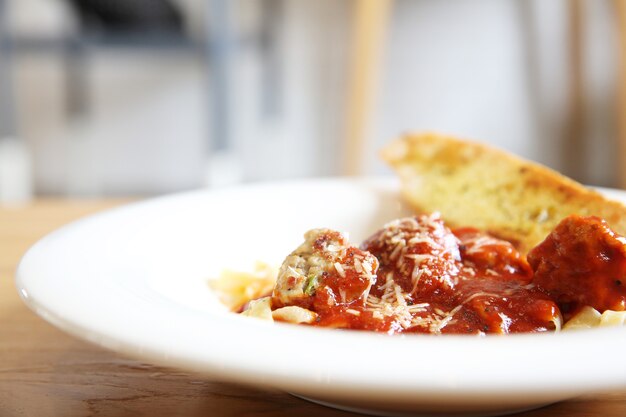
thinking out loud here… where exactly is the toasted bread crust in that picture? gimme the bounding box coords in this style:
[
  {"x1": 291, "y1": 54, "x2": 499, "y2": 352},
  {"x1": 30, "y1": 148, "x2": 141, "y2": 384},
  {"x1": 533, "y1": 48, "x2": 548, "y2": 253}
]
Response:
[{"x1": 382, "y1": 132, "x2": 626, "y2": 253}]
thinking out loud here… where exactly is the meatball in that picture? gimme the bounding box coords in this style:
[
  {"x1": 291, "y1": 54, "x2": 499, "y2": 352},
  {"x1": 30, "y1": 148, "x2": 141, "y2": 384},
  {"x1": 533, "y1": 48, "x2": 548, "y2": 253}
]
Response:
[
  {"x1": 528, "y1": 214, "x2": 626, "y2": 316},
  {"x1": 361, "y1": 214, "x2": 461, "y2": 297},
  {"x1": 272, "y1": 229, "x2": 378, "y2": 311}
]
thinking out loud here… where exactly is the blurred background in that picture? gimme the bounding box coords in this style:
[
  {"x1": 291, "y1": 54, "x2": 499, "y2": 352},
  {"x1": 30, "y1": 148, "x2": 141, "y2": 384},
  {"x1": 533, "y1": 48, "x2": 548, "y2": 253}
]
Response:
[{"x1": 0, "y1": 0, "x2": 625, "y2": 202}]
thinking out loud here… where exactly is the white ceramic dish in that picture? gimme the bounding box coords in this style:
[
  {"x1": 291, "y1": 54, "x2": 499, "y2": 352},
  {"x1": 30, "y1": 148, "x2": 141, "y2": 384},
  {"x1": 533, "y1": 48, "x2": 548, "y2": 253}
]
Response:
[{"x1": 16, "y1": 178, "x2": 626, "y2": 417}]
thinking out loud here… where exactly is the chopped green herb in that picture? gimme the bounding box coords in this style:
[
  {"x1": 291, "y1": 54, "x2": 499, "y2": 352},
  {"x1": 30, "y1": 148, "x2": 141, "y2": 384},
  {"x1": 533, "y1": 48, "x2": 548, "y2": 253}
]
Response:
[{"x1": 304, "y1": 275, "x2": 318, "y2": 295}]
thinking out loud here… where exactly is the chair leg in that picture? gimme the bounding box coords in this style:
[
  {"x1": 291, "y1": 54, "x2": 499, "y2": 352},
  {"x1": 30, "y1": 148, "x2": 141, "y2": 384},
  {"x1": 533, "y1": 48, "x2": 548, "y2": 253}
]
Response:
[
  {"x1": 562, "y1": 0, "x2": 586, "y2": 183},
  {"x1": 0, "y1": 0, "x2": 16, "y2": 138},
  {"x1": 616, "y1": 0, "x2": 626, "y2": 188},
  {"x1": 343, "y1": 0, "x2": 392, "y2": 176}
]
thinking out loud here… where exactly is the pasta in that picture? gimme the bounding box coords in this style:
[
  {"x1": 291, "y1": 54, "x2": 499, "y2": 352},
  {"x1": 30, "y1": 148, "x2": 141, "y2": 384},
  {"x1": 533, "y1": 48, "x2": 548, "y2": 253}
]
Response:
[
  {"x1": 212, "y1": 214, "x2": 626, "y2": 334},
  {"x1": 563, "y1": 306, "x2": 626, "y2": 330},
  {"x1": 227, "y1": 270, "x2": 626, "y2": 331},
  {"x1": 209, "y1": 262, "x2": 275, "y2": 311}
]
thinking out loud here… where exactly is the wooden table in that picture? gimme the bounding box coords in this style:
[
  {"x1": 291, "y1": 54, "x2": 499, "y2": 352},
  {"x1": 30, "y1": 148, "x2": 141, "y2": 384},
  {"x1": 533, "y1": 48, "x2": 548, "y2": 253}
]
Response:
[{"x1": 2, "y1": 200, "x2": 626, "y2": 417}]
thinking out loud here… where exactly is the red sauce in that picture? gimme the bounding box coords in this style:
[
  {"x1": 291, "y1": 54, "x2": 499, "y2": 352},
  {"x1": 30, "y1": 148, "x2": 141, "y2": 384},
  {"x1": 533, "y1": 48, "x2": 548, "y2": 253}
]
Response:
[
  {"x1": 271, "y1": 214, "x2": 626, "y2": 334},
  {"x1": 303, "y1": 217, "x2": 557, "y2": 334},
  {"x1": 266, "y1": 214, "x2": 626, "y2": 334},
  {"x1": 528, "y1": 215, "x2": 626, "y2": 319}
]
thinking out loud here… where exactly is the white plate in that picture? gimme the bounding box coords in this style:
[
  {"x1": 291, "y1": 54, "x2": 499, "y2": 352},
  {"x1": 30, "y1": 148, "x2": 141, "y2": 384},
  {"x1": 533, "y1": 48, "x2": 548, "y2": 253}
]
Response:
[{"x1": 16, "y1": 178, "x2": 626, "y2": 417}]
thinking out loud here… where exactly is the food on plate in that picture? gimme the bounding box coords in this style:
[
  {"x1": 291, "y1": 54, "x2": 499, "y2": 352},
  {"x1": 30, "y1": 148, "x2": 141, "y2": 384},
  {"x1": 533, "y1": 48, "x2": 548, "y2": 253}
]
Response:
[
  {"x1": 382, "y1": 132, "x2": 626, "y2": 253},
  {"x1": 211, "y1": 133, "x2": 626, "y2": 334},
  {"x1": 272, "y1": 229, "x2": 378, "y2": 311},
  {"x1": 528, "y1": 215, "x2": 626, "y2": 316},
  {"x1": 229, "y1": 214, "x2": 626, "y2": 334},
  {"x1": 209, "y1": 262, "x2": 275, "y2": 311}
]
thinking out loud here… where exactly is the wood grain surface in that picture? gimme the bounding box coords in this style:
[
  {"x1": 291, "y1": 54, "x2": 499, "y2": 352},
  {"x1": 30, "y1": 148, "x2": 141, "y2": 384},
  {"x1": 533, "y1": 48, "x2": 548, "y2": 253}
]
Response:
[{"x1": 1, "y1": 199, "x2": 626, "y2": 417}]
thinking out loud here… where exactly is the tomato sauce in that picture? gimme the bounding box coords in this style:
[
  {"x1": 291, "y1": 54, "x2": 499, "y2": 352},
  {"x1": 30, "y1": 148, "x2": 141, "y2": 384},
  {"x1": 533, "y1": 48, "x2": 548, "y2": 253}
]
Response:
[
  {"x1": 280, "y1": 214, "x2": 626, "y2": 335},
  {"x1": 528, "y1": 215, "x2": 626, "y2": 319}
]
